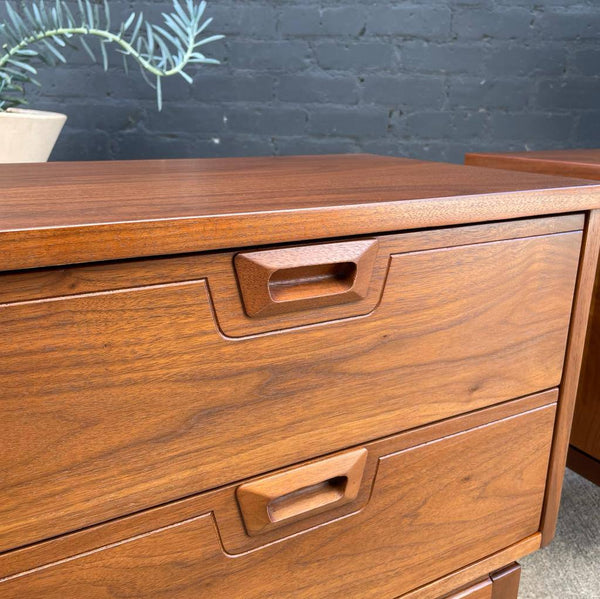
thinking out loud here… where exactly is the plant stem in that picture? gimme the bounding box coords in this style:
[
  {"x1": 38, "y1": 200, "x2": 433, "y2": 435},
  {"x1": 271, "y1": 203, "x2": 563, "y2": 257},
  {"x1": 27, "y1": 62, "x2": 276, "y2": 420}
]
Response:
[{"x1": 0, "y1": 27, "x2": 192, "y2": 77}]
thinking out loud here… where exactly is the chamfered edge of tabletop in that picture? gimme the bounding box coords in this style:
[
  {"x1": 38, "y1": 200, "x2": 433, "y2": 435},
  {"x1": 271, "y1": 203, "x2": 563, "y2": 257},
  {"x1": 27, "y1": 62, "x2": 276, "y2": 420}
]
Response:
[{"x1": 2, "y1": 182, "x2": 600, "y2": 272}]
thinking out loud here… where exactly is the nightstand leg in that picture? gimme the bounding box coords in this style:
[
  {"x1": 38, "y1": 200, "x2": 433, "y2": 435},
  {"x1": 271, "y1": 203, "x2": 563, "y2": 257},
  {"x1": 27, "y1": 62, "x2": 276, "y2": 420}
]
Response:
[{"x1": 490, "y1": 562, "x2": 521, "y2": 599}]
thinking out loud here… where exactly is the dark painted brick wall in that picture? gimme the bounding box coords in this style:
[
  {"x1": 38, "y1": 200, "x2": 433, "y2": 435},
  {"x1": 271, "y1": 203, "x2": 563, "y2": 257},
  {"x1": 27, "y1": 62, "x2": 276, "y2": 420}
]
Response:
[{"x1": 2, "y1": 0, "x2": 599, "y2": 163}]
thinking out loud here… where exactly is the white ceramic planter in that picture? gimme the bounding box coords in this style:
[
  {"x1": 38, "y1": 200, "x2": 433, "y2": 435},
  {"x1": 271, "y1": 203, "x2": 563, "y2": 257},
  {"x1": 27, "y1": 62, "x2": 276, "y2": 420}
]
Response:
[{"x1": 0, "y1": 108, "x2": 67, "y2": 163}]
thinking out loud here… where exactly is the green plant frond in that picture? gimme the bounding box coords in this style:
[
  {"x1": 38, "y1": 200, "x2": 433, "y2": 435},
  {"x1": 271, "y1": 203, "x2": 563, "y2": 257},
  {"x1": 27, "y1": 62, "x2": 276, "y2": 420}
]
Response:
[{"x1": 0, "y1": 0, "x2": 223, "y2": 110}]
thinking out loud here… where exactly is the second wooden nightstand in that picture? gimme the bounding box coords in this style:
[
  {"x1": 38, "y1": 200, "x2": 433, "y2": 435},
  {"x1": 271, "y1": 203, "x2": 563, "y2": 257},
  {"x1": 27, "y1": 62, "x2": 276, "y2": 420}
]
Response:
[{"x1": 466, "y1": 149, "x2": 600, "y2": 487}]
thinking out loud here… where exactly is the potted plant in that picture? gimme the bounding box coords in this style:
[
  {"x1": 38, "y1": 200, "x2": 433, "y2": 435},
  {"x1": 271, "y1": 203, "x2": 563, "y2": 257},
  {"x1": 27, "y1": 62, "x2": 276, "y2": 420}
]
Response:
[{"x1": 0, "y1": 0, "x2": 223, "y2": 163}]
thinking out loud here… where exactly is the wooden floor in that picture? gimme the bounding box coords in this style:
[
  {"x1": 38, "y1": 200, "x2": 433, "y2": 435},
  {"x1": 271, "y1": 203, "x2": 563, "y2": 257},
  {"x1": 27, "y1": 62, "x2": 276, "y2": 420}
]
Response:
[{"x1": 520, "y1": 469, "x2": 600, "y2": 598}]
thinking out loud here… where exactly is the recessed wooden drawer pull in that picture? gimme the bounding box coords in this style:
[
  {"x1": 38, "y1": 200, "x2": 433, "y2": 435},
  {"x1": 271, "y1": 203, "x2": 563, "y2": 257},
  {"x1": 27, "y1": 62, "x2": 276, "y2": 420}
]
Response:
[
  {"x1": 237, "y1": 448, "x2": 368, "y2": 536},
  {"x1": 234, "y1": 239, "x2": 378, "y2": 317}
]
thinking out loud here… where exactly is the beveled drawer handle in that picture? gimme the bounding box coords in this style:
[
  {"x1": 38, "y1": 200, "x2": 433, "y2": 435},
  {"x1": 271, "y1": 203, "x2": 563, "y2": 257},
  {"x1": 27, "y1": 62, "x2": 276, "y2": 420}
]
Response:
[
  {"x1": 234, "y1": 239, "x2": 378, "y2": 318},
  {"x1": 236, "y1": 448, "x2": 368, "y2": 536}
]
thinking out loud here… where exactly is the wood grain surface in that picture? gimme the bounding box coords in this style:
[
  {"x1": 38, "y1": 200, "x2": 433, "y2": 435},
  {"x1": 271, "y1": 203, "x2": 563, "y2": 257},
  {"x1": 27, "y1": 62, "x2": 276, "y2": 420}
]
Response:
[
  {"x1": 1, "y1": 153, "x2": 597, "y2": 598},
  {"x1": 1, "y1": 154, "x2": 598, "y2": 270},
  {"x1": 541, "y1": 211, "x2": 600, "y2": 543},
  {"x1": 466, "y1": 149, "x2": 600, "y2": 180},
  {"x1": 0, "y1": 230, "x2": 580, "y2": 552},
  {"x1": 0, "y1": 215, "x2": 583, "y2": 337},
  {"x1": 0, "y1": 403, "x2": 556, "y2": 599},
  {"x1": 465, "y1": 150, "x2": 600, "y2": 487},
  {"x1": 444, "y1": 579, "x2": 492, "y2": 599},
  {"x1": 395, "y1": 536, "x2": 540, "y2": 599},
  {"x1": 0, "y1": 389, "x2": 555, "y2": 580},
  {"x1": 490, "y1": 563, "x2": 521, "y2": 599},
  {"x1": 570, "y1": 255, "x2": 600, "y2": 472}
]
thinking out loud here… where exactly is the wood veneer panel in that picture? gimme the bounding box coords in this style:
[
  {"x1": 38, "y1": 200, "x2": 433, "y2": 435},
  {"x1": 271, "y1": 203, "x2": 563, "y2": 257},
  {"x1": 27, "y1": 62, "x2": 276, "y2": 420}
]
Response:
[
  {"x1": 570, "y1": 260, "x2": 600, "y2": 464},
  {"x1": 466, "y1": 150, "x2": 600, "y2": 488},
  {"x1": 490, "y1": 563, "x2": 521, "y2": 599},
  {"x1": 0, "y1": 233, "x2": 579, "y2": 551},
  {"x1": 0, "y1": 215, "x2": 583, "y2": 338},
  {"x1": 444, "y1": 579, "x2": 493, "y2": 599},
  {"x1": 0, "y1": 155, "x2": 598, "y2": 270},
  {"x1": 396, "y1": 536, "x2": 540, "y2": 599},
  {"x1": 0, "y1": 405, "x2": 556, "y2": 599},
  {"x1": 0, "y1": 390, "x2": 556, "y2": 579},
  {"x1": 541, "y1": 211, "x2": 600, "y2": 543},
  {"x1": 466, "y1": 149, "x2": 600, "y2": 180}
]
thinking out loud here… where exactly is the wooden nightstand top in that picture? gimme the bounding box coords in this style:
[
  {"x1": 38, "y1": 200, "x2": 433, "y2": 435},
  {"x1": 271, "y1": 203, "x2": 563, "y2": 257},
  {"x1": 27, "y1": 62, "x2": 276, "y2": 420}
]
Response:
[
  {"x1": 465, "y1": 149, "x2": 600, "y2": 181},
  {"x1": 2, "y1": 153, "x2": 600, "y2": 270}
]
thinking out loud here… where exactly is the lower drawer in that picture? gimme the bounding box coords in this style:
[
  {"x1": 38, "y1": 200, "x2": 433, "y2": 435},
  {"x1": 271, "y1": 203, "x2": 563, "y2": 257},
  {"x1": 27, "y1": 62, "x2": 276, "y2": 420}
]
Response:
[{"x1": 0, "y1": 393, "x2": 556, "y2": 599}]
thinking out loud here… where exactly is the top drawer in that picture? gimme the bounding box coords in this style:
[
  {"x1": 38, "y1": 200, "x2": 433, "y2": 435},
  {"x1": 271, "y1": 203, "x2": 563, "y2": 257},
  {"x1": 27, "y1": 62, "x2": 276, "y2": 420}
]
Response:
[{"x1": 0, "y1": 216, "x2": 582, "y2": 552}]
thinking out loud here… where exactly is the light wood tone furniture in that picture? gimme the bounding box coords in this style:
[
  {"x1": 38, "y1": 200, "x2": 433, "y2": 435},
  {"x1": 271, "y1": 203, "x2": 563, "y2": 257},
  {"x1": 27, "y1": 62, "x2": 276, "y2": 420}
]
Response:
[
  {"x1": 1, "y1": 154, "x2": 600, "y2": 598},
  {"x1": 466, "y1": 149, "x2": 600, "y2": 486}
]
